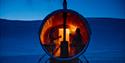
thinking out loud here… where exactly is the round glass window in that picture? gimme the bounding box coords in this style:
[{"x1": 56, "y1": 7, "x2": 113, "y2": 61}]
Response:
[{"x1": 39, "y1": 10, "x2": 91, "y2": 60}]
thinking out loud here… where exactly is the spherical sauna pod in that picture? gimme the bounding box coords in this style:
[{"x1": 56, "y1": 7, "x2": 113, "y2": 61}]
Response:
[{"x1": 39, "y1": 9, "x2": 91, "y2": 60}]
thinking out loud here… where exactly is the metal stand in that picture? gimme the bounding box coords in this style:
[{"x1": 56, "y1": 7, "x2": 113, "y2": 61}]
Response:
[
  {"x1": 60, "y1": 0, "x2": 69, "y2": 58},
  {"x1": 38, "y1": 54, "x2": 89, "y2": 63},
  {"x1": 49, "y1": 58, "x2": 81, "y2": 63}
]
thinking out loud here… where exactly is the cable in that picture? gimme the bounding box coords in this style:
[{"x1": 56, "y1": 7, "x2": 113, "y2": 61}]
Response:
[{"x1": 37, "y1": 54, "x2": 46, "y2": 63}]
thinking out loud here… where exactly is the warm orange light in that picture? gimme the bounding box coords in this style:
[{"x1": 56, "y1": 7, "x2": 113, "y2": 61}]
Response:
[
  {"x1": 40, "y1": 19, "x2": 53, "y2": 44},
  {"x1": 59, "y1": 28, "x2": 70, "y2": 42},
  {"x1": 69, "y1": 25, "x2": 77, "y2": 34}
]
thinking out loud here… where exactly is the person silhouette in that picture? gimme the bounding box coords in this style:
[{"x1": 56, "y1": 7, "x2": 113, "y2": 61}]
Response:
[{"x1": 71, "y1": 28, "x2": 85, "y2": 54}]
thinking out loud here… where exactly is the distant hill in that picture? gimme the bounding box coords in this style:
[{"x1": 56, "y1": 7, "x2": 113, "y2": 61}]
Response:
[{"x1": 0, "y1": 18, "x2": 125, "y2": 63}]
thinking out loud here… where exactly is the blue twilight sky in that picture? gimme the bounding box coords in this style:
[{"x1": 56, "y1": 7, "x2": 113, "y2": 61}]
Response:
[{"x1": 0, "y1": 0, "x2": 125, "y2": 20}]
